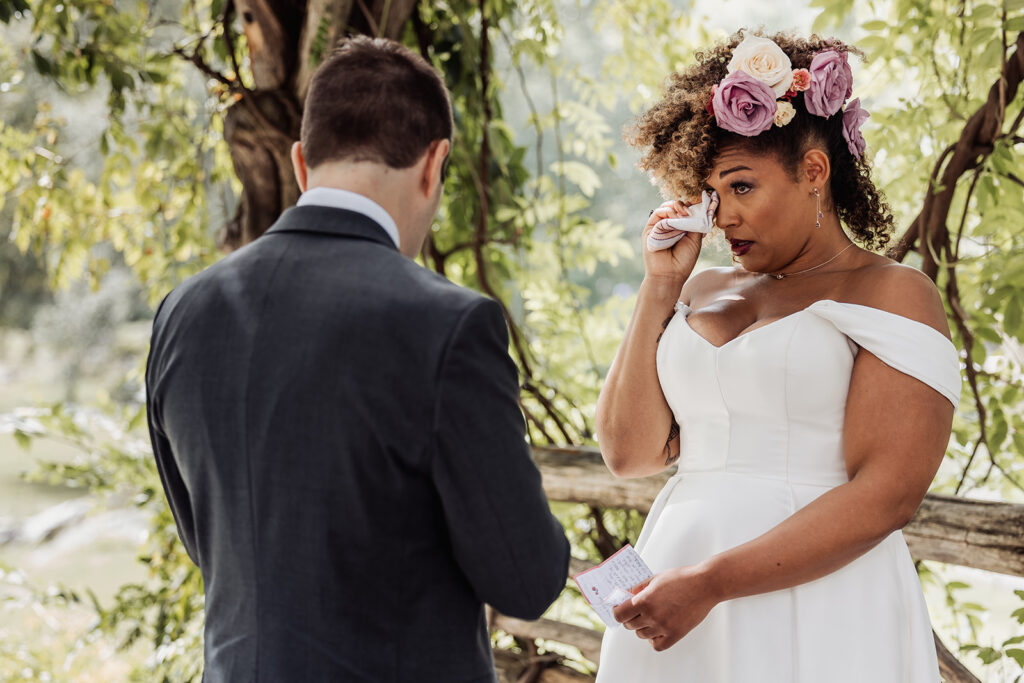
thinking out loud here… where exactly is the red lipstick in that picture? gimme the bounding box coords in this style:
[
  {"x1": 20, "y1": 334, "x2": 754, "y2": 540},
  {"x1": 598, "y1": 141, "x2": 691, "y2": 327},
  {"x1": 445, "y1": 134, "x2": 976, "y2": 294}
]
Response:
[{"x1": 730, "y1": 239, "x2": 754, "y2": 256}]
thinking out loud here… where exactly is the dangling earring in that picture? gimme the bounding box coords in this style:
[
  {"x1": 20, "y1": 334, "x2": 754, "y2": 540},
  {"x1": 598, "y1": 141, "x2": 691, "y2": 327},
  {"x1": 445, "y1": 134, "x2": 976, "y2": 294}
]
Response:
[{"x1": 814, "y1": 187, "x2": 822, "y2": 229}]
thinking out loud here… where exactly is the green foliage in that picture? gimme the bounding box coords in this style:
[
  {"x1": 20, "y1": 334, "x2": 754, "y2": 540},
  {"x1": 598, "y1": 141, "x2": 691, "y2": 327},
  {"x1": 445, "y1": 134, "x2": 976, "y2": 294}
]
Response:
[
  {"x1": 808, "y1": 0, "x2": 1024, "y2": 501},
  {"x1": 1, "y1": 0, "x2": 1023, "y2": 679},
  {"x1": 0, "y1": 227, "x2": 50, "y2": 329},
  {"x1": 0, "y1": 0, "x2": 691, "y2": 677},
  {"x1": 415, "y1": 0, "x2": 654, "y2": 442},
  {"x1": 2, "y1": 402, "x2": 204, "y2": 680},
  {"x1": 816, "y1": 0, "x2": 1024, "y2": 675},
  {"x1": 0, "y1": 0, "x2": 230, "y2": 303}
]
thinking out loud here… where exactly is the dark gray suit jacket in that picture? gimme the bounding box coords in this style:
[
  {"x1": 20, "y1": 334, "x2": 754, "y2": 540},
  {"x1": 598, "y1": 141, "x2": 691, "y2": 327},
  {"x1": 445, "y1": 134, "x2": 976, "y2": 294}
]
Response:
[{"x1": 145, "y1": 205, "x2": 570, "y2": 682}]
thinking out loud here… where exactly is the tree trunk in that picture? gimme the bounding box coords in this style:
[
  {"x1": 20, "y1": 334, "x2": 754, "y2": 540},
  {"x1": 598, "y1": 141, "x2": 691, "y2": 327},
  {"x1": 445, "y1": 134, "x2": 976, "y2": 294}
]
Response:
[
  {"x1": 219, "y1": 90, "x2": 302, "y2": 249},
  {"x1": 214, "y1": 0, "x2": 420, "y2": 250}
]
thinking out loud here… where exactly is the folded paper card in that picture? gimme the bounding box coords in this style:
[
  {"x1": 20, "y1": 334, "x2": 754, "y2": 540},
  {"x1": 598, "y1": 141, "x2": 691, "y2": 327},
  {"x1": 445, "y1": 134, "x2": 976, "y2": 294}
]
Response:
[
  {"x1": 646, "y1": 190, "x2": 720, "y2": 252},
  {"x1": 572, "y1": 544, "x2": 654, "y2": 627}
]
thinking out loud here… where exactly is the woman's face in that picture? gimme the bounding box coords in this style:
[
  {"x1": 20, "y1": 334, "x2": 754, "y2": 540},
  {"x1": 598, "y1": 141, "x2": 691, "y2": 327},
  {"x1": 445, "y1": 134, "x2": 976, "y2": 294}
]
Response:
[{"x1": 705, "y1": 147, "x2": 818, "y2": 273}]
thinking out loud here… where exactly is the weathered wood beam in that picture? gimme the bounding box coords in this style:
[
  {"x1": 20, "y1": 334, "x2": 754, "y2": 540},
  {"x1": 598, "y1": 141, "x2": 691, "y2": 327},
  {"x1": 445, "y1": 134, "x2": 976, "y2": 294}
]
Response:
[
  {"x1": 493, "y1": 649, "x2": 594, "y2": 682},
  {"x1": 492, "y1": 614, "x2": 602, "y2": 665},
  {"x1": 904, "y1": 493, "x2": 1024, "y2": 577},
  {"x1": 532, "y1": 446, "x2": 1024, "y2": 577},
  {"x1": 935, "y1": 630, "x2": 982, "y2": 683},
  {"x1": 533, "y1": 446, "x2": 669, "y2": 514}
]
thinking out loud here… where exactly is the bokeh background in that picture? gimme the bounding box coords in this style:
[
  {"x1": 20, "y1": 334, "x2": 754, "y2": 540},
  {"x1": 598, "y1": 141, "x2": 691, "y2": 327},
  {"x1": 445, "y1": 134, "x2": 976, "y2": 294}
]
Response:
[{"x1": 1, "y1": 0, "x2": 1023, "y2": 680}]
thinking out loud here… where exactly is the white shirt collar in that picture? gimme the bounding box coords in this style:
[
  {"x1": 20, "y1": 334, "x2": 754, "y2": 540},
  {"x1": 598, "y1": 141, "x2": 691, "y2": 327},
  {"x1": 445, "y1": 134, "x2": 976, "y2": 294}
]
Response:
[{"x1": 296, "y1": 187, "x2": 401, "y2": 250}]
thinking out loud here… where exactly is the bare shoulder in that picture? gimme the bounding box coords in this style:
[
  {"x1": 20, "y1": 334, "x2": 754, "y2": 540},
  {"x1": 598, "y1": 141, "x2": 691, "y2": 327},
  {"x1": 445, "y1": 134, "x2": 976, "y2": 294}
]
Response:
[
  {"x1": 680, "y1": 266, "x2": 741, "y2": 306},
  {"x1": 845, "y1": 260, "x2": 951, "y2": 339}
]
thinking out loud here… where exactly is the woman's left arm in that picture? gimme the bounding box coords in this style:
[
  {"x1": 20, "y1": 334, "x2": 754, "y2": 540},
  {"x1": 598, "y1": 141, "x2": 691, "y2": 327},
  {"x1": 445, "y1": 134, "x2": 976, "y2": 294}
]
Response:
[{"x1": 614, "y1": 266, "x2": 956, "y2": 651}]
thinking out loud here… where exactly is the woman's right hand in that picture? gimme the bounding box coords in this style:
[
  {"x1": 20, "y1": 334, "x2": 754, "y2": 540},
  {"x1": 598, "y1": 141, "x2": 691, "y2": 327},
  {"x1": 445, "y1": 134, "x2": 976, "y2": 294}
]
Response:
[{"x1": 642, "y1": 199, "x2": 704, "y2": 283}]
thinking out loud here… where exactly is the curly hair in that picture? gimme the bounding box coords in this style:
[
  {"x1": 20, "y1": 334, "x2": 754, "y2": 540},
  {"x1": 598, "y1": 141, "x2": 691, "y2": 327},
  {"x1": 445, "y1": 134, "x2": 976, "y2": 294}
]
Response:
[{"x1": 626, "y1": 30, "x2": 894, "y2": 251}]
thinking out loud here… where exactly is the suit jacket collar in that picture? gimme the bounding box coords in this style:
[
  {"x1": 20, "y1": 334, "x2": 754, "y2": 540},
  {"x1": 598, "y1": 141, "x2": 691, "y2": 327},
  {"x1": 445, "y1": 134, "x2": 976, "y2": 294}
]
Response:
[{"x1": 264, "y1": 205, "x2": 400, "y2": 251}]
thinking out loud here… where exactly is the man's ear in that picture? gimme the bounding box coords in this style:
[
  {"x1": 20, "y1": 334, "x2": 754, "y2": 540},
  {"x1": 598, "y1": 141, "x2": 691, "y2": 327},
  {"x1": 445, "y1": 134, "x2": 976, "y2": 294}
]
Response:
[
  {"x1": 420, "y1": 139, "x2": 451, "y2": 197},
  {"x1": 291, "y1": 141, "x2": 308, "y2": 193}
]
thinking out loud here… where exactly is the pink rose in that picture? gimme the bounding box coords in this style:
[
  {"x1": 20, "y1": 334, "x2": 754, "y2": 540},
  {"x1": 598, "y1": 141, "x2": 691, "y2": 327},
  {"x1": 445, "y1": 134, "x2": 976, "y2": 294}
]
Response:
[
  {"x1": 805, "y1": 50, "x2": 853, "y2": 117},
  {"x1": 712, "y1": 71, "x2": 778, "y2": 136},
  {"x1": 790, "y1": 68, "x2": 811, "y2": 92},
  {"x1": 842, "y1": 98, "x2": 870, "y2": 159}
]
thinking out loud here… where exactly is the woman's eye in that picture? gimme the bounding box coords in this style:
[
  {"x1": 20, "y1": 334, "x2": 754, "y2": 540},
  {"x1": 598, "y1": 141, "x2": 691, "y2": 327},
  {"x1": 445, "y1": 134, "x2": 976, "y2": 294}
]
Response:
[{"x1": 732, "y1": 182, "x2": 752, "y2": 195}]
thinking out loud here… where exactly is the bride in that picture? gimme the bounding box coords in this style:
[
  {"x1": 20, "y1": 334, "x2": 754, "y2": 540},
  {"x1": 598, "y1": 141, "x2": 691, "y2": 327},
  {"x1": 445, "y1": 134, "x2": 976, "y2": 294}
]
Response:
[{"x1": 594, "y1": 30, "x2": 959, "y2": 682}]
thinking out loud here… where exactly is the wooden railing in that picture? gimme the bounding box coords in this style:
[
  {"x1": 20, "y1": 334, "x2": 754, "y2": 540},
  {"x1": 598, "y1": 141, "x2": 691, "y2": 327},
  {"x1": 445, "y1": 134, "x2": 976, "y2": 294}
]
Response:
[{"x1": 490, "y1": 446, "x2": 1024, "y2": 682}]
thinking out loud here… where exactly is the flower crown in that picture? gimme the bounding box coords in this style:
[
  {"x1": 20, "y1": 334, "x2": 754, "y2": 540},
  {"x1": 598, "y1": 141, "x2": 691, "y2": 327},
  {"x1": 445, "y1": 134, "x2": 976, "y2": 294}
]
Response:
[{"x1": 705, "y1": 34, "x2": 869, "y2": 159}]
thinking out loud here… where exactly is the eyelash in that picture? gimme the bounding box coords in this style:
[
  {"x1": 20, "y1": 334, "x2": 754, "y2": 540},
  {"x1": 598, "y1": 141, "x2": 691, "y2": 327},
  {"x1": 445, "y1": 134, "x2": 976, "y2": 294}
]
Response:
[{"x1": 706, "y1": 181, "x2": 753, "y2": 195}]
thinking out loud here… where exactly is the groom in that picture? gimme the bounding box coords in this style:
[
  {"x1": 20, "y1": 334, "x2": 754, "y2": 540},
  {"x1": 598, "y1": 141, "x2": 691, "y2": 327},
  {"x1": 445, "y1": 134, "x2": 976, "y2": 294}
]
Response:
[{"x1": 145, "y1": 36, "x2": 570, "y2": 682}]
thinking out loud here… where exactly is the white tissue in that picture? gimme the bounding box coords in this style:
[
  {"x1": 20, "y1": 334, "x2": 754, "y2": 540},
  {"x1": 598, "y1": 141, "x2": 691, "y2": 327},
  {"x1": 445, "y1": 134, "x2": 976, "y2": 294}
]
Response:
[{"x1": 646, "y1": 190, "x2": 719, "y2": 252}]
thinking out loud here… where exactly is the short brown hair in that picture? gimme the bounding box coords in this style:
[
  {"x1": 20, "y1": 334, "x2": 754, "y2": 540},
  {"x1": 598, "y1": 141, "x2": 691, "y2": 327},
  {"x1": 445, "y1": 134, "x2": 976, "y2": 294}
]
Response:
[
  {"x1": 301, "y1": 36, "x2": 453, "y2": 169},
  {"x1": 628, "y1": 30, "x2": 894, "y2": 250}
]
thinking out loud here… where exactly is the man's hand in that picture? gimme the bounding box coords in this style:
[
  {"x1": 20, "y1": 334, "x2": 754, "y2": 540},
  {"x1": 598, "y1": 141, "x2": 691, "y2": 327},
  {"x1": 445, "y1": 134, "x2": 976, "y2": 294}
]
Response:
[{"x1": 611, "y1": 564, "x2": 720, "y2": 652}]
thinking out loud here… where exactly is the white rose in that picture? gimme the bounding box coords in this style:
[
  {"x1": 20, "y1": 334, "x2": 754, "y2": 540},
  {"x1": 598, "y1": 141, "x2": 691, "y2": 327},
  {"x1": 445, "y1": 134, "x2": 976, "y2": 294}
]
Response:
[
  {"x1": 774, "y1": 101, "x2": 796, "y2": 126},
  {"x1": 727, "y1": 34, "x2": 795, "y2": 97}
]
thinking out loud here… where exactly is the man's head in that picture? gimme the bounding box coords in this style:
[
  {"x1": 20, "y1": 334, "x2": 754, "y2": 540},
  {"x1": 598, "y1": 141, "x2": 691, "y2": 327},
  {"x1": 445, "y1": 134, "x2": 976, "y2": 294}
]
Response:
[{"x1": 291, "y1": 36, "x2": 453, "y2": 258}]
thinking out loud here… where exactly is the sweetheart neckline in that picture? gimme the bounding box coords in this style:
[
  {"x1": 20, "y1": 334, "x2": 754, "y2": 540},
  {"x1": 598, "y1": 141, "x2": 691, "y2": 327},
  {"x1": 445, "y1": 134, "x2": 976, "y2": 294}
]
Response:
[
  {"x1": 681, "y1": 307, "x2": 811, "y2": 350},
  {"x1": 676, "y1": 298, "x2": 954, "y2": 351},
  {"x1": 669, "y1": 299, "x2": 961, "y2": 408}
]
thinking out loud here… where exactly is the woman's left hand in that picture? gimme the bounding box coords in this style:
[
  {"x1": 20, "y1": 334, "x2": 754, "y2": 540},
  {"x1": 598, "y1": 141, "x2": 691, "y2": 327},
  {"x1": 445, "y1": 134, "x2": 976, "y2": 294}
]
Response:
[{"x1": 612, "y1": 563, "x2": 720, "y2": 651}]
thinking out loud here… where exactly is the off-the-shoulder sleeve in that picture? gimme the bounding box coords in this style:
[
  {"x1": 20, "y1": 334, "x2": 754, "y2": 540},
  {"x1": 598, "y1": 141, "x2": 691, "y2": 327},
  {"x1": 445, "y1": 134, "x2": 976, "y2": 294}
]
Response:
[{"x1": 807, "y1": 300, "x2": 961, "y2": 408}]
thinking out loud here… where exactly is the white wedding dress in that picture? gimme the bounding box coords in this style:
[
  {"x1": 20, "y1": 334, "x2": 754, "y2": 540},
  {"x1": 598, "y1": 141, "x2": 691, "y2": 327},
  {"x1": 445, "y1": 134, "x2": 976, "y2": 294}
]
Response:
[{"x1": 596, "y1": 299, "x2": 960, "y2": 682}]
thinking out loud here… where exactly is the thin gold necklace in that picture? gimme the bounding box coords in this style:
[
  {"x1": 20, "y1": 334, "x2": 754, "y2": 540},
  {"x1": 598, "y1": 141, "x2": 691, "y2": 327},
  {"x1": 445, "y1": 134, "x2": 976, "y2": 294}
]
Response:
[{"x1": 771, "y1": 243, "x2": 855, "y2": 280}]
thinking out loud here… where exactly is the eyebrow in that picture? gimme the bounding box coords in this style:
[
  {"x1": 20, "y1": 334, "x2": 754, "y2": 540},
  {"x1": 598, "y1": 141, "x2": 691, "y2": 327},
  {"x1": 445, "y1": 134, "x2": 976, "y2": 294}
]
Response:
[{"x1": 718, "y1": 165, "x2": 752, "y2": 178}]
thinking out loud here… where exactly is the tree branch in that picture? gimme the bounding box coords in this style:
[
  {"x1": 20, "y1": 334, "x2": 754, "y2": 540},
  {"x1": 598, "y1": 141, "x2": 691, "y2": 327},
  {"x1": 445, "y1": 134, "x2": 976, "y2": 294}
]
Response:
[
  {"x1": 952, "y1": 168, "x2": 982, "y2": 261},
  {"x1": 221, "y1": 0, "x2": 244, "y2": 86},
  {"x1": 171, "y1": 45, "x2": 237, "y2": 89},
  {"x1": 889, "y1": 33, "x2": 1024, "y2": 265},
  {"x1": 354, "y1": 0, "x2": 379, "y2": 34}
]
